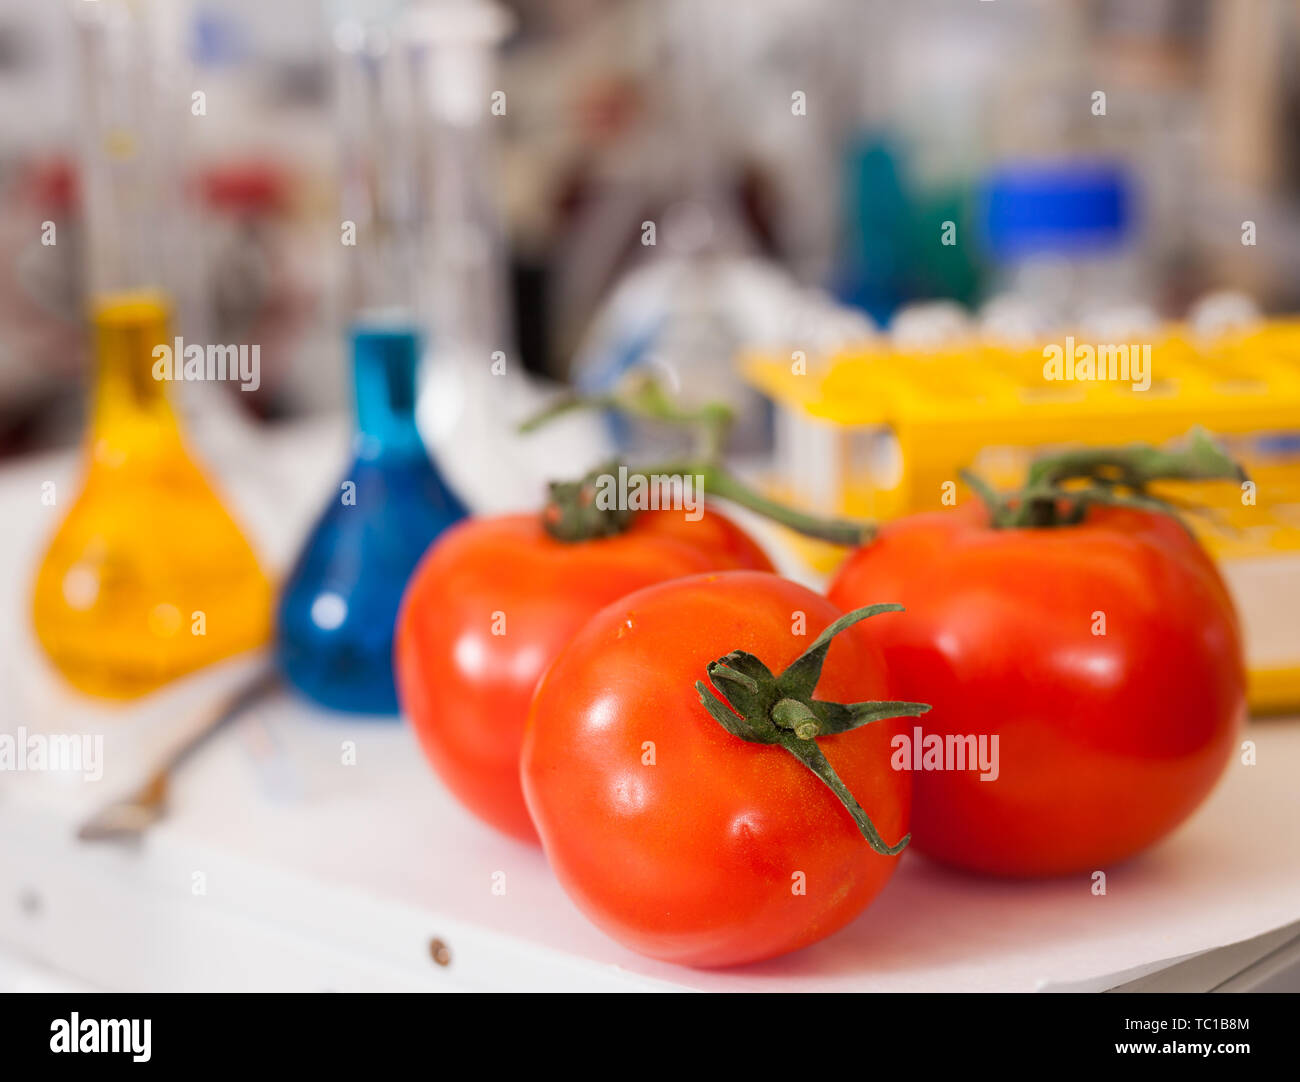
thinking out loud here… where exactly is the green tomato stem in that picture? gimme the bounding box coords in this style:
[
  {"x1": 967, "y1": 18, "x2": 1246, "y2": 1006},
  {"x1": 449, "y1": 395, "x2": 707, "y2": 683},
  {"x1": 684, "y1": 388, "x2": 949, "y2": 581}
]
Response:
[
  {"x1": 695, "y1": 602, "x2": 929, "y2": 854},
  {"x1": 966, "y1": 426, "x2": 1249, "y2": 531},
  {"x1": 523, "y1": 372, "x2": 875, "y2": 545}
]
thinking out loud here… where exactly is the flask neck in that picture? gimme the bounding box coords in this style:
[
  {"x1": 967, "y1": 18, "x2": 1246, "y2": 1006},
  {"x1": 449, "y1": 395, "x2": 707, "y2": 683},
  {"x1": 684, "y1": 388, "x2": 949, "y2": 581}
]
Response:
[
  {"x1": 89, "y1": 292, "x2": 179, "y2": 445},
  {"x1": 351, "y1": 324, "x2": 425, "y2": 456}
]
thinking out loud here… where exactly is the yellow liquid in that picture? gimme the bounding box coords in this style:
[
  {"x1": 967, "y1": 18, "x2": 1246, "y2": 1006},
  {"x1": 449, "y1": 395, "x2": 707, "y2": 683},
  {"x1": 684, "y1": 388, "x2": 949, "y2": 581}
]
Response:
[{"x1": 32, "y1": 293, "x2": 272, "y2": 698}]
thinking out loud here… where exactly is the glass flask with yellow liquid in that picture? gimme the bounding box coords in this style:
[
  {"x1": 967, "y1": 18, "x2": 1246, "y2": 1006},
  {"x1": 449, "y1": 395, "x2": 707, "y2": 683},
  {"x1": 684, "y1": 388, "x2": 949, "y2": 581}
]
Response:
[
  {"x1": 32, "y1": 0, "x2": 272, "y2": 698},
  {"x1": 32, "y1": 292, "x2": 272, "y2": 698}
]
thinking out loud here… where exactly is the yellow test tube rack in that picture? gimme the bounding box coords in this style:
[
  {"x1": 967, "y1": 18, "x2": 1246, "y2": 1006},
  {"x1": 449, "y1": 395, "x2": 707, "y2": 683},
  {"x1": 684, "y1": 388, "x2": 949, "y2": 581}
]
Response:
[{"x1": 744, "y1": 320, "x2": 1300, "y2": 714}]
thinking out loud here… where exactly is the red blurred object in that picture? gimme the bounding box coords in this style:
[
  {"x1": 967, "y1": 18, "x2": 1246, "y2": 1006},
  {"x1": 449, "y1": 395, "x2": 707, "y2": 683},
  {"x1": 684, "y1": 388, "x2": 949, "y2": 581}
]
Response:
[
  {"x1": 197, "y1": 162, "x2": 288, "y2": 214},
  {"x1": 24, "y1": 156, "x2": 79, "y2": 213}
]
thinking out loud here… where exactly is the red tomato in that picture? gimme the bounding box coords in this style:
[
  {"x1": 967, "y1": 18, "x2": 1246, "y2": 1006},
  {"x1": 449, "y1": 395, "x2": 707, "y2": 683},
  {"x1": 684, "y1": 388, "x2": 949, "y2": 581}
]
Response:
[
  {"x1": 395, "y1": 509, "x2": 772, "y2": 842},
  {"x1": 828, "y1": 503, "x2": 1246, "y2": 877},
  {"x1": 520, "y1": 571, "x2": 911, "y2": 967}
]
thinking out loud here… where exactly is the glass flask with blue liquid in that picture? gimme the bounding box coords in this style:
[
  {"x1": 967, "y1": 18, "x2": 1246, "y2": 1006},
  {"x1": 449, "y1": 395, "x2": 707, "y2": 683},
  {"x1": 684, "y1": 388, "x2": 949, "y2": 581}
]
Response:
[
  {"x1": 277, "y1": 322, "x2": 467, "y2": 713},
  {"x1": 277, "y1": 19, "x2": 468, "y2": 714}
]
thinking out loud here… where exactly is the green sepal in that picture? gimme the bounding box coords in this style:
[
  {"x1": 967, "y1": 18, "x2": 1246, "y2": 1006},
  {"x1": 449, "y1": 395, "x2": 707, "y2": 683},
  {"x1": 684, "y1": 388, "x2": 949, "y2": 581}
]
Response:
[
  {"x1": 695, "y1": 681, "x2": 769, "y2": 743},
  {"x1": 696, "y1": 602, "x2": 927, "y2": 854},
  {"x1": 776, "y1": 603, "x2": 903, "y2": 702},
  {"x1": 778, "y1": 737, "x2": 911, "y2": 856}
]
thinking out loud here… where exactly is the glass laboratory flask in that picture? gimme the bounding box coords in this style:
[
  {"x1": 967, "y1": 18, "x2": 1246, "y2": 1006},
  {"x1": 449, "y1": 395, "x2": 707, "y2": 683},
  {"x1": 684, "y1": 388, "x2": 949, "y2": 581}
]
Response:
[
  {"x1": 32, "y1": 293, "x2": 273, "y2": 698},
  {"x1": 276, "y1": 324, "x2": 468, "y2": 715}
]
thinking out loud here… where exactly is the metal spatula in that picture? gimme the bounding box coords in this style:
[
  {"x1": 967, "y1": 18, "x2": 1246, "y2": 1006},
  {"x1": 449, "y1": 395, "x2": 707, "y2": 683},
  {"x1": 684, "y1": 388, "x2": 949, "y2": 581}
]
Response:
[{"x1": 76, "y1": 665, "x2": 281, "y2": 842}]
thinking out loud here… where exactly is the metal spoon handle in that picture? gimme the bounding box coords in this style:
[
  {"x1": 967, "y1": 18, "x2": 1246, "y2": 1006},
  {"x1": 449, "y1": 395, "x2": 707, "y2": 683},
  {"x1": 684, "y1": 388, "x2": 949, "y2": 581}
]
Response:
[{"x1": 77, "y1": 663, "x2": 281, "y2": 843}]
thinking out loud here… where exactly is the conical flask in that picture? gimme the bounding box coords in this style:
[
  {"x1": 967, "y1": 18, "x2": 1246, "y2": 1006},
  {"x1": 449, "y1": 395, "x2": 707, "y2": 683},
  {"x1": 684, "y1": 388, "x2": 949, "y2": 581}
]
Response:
[
  {"x1": 32, "y1": 293, "x2": 272, "y2": 698},
  {"x1": 32, "y1": 2, "x2": 270, "y2": 698},
  {"x1": 275, "y1": 19, "x2": 468, "y2": 714},
  {"x1": 276, "y1": 323, "x2": 467, "y2": 714}
]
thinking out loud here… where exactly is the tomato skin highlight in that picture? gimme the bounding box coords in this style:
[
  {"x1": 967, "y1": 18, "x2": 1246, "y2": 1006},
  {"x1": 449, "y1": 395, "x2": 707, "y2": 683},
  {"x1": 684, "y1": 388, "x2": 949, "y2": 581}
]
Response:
[
  {"x1": 395, "y1": 509, "x2": 772, "y2": 842},
  {"x1": 520, "y1": 571, "x2": 910, "y2": 967},
  {"x1": 828, "y1": 504, "x2": 1246, "y2": 878}
]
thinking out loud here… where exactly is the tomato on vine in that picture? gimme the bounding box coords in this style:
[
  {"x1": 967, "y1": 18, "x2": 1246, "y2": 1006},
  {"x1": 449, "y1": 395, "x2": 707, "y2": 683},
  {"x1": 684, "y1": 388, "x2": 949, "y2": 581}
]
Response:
[
  {"x1": 521, "y1": 571, "x2": 927, "y2": 966},
  {"x1": 397, "y1": 382, "x2": 873, "y2": 845},
  {"x1": 829, "y1": 430, "x2": 1248, "y2": 876},
  {"x1": 396, "y1": 501, "x2": 775, "y2": 842}
]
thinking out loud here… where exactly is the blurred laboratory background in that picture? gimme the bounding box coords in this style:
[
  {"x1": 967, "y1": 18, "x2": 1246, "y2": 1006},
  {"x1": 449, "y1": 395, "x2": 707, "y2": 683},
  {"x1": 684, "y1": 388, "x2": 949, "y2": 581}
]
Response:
[{"x1": 1, "y1": 0, "x2": 1299, "y2": 460}]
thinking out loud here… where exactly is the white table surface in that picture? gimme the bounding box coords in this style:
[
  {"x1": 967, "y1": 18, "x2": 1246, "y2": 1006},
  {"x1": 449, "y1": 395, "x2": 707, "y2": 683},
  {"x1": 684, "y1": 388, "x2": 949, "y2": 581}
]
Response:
[{"x1": 2, "y1": 414, "x2": 1298, "y2": 992}]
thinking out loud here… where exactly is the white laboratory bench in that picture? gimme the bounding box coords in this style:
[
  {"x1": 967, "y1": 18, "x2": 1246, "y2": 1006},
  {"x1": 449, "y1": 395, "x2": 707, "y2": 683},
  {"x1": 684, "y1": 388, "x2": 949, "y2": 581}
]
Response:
[{"x1": 2, "y1": 414, "x2": 1299, "y2": 992}]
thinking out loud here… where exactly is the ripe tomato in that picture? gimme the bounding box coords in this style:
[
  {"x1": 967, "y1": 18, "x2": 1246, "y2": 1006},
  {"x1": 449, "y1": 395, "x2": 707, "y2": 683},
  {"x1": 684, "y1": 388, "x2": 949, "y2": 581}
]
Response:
[
  {"x1": 395, "y1": 508, "x2": 772, "y2": 842},
  {"x1": 828, "y1": 502, "x2": 1246, "y2": 877},
  {"x1": 520, "y1": 571, "x2": 912, "y2": 967}
]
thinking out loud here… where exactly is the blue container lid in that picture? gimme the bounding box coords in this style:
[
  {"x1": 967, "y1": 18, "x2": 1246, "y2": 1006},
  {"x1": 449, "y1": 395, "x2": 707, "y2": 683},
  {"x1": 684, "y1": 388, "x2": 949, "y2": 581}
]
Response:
[{"x1": 980, "y1": 160, "x2": 1135, "y2": 261}]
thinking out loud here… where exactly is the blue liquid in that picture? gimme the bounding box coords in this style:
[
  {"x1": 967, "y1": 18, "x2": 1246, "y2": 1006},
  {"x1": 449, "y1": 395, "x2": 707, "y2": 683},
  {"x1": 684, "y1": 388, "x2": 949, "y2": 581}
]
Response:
[{"x1": 277, "y1": 325, "x2": 468, "y2": 714}]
